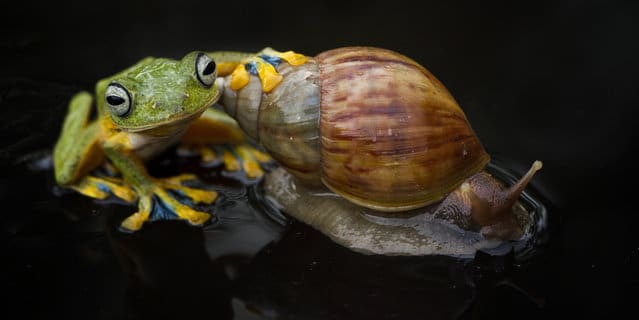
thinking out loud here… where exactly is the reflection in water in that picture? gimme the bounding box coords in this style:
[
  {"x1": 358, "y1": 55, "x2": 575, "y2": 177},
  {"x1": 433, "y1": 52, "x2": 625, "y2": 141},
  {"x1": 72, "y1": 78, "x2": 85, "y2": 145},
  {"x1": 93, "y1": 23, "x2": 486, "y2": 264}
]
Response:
[
  {"x1": 102, "y1": 214, "x2": 546, "y2": 319},
  {"x1": 106, "y1": 219, "x2": 234, "y2": 319},
  {"x1": 233, "y1": 222, "x2": 546, "y2": 319}
]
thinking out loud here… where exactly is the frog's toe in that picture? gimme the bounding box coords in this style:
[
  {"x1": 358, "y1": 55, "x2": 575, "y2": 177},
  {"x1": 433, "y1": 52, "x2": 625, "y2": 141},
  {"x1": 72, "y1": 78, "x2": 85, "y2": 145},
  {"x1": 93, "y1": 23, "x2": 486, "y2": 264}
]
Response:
[
  {"x1": 155, "y1": 174, "x2": 218, "y2": 204},
  {"x1": 178, "y1": 145, "x2": 221, "y2": 166},
  {"x1": 230, "y1": 58, "x2": 281, "y2": 93},
  {"x1": 220, "y1": 144, "x2": 273, "y2": 182},
  {"x1": 188, "y1": 145, "x2": 223, "y2": 166},
  {"x1": 241, "y1": 144, "x2": 272, "y2": 164},
  {"x1": 197, "y1": 147, "x2": 219, "y2": 164},
  {"x1": 71, "y1": 176, "x2": 136, "y2": 202},
  {"x1": 229, "y1": 49, "x2": 307, "y2": 93},
  {"x1": 235, "y1": 144, "x2": 272, "y2": 180},
  {"x1": 120, "y1": 195, "x2": 152, "y2": 232},
  {"x1": 260, "y1": 48, "x2": 308, "y2": 66},
  {"x1": 119, "y1": 182, "x2": 215, "y2": 232},
  {"x1": 185, "y1": 143, "x2": 272, "y2": 183},
  {"x1": 152, "y1": 188, "x2": 213, "y2": 226}
]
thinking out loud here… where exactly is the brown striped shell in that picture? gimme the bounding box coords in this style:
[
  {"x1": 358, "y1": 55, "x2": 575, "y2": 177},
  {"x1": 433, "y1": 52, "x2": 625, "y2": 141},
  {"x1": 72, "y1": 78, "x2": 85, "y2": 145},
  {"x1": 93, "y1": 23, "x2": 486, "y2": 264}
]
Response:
[{"x1": 221, "y1": 46, "x2": 489, "y2": 212}]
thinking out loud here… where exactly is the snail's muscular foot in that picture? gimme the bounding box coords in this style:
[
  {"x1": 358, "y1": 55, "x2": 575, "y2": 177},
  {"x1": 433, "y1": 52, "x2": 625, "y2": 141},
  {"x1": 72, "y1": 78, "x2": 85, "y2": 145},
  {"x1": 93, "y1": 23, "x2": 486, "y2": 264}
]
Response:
[{"x1": 228, "y1": 48, "x2": 307, "y2": 93}]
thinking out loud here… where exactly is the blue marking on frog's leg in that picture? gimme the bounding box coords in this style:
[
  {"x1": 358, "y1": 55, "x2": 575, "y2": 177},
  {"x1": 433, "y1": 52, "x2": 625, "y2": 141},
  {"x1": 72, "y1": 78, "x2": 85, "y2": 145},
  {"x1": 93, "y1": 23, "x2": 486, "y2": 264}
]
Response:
[
  {"x1": 259, "y1": 54, "x2": 283, "y2": 67},
  {"x1": 148, "y1": 195, "x2": 178, "y2": 222},
  {"x1": 118, "y1": 174, "x2": 217, "y2": 232},
  {"x1": 258, "y1": 48, "x2": 308, "y2": 66},
  {"x1": 226, "y1": 49, "x2": 306, "y2": 93},
  {"x1": 147, "y1": 193, "x2": 209, "y2": 224},
  {"x1": 97, "y1": 183, "x2": 110, "y2": 194},
  {"x1": 119, "y1": 194, "x2": 191, "y2": 231},
  {"x1": 244, "y1": 61, "x2": 259, "y2": 75}
]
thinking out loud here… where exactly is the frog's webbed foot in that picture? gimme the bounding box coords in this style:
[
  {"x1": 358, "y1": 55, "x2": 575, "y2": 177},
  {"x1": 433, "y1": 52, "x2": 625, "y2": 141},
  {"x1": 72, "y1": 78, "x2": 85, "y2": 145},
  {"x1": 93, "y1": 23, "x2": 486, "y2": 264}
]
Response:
[
  {"x1": 70, "y1": 175, "x2": 136, "y2": 202},
  {"x1": 120, "y1": 174, "x2": 217, "y2": 232},
  {"x1": 180, "y1": 106, "x2": 274, "y2": 183},
  {"x1": 180, "y1": 143, "x2": 273, "y2": 183},
  {"x1": 227, "y1": 48, "x2": 307, "y2": 93},
  {"x1": 220, "y1": 143, "x2": 273, "y2": 181}
]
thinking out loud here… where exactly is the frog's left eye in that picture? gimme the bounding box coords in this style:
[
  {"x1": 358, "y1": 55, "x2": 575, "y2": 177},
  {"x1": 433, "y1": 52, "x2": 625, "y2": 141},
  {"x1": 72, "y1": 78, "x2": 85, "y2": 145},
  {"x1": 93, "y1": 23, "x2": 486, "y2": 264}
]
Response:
[
  {"x1": 195, "y1": 52, "x2": 216, "y2": 88},
  {"x1": 105, "y1": 82, "x2": 132, "y2": 117}
]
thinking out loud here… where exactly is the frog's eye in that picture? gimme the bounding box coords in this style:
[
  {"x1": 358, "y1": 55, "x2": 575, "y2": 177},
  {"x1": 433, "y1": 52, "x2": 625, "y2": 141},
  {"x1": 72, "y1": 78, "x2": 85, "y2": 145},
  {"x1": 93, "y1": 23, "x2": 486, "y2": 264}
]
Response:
[
  {"x1": 195, "y1": 52, "x2": 216, "y2": 88},
  {"x1": 105, "y1": 82, "x2": 132, "y2": 117}
]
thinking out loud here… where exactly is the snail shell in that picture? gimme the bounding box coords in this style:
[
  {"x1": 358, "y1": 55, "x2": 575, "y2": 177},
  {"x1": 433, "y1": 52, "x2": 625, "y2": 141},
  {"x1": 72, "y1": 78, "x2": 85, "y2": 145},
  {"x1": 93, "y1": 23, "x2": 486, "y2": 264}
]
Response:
[{"x1": 220, "y1": 47, "x2": 489, "y2": 212}]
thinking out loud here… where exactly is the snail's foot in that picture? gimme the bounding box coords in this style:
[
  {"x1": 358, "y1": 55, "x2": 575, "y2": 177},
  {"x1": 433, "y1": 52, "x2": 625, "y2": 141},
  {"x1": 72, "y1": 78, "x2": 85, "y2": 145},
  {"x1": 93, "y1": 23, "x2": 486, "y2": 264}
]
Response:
[
  {"x1": 119, "y1": 174, "x2": 217, "y2": 232},
  {"x1": 182, "y1": 143, "x2": 273, "y2": 182},
  {"x1": 229, "y1": 48, "x2": 307, "y2": 93},
  {"x1": 70, "y1": 175, "x2": 136, "y2": 202}
]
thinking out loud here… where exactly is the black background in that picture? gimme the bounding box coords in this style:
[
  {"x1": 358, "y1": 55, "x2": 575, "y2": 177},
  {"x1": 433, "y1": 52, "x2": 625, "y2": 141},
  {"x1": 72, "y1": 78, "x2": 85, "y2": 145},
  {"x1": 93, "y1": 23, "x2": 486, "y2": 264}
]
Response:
[{"x1": 1, "y1": 0, "x2": 638, "y2": 318}]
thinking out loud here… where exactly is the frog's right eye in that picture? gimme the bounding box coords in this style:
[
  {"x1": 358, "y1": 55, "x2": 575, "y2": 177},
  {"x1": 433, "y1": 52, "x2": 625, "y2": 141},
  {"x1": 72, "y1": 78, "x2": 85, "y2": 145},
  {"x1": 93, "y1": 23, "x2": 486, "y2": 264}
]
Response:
[
  {"x1": 105, "y1": 82, "x2": 132, "y2": 117},
  {"x1": 195, "y1": 52, "x2": 216, "y2": 88}
]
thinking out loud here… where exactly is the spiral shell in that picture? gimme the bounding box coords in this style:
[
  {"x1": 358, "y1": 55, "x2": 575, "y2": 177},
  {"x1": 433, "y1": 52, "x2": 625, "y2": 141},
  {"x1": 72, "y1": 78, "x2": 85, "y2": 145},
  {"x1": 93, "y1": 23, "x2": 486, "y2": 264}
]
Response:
[{"x1": 221, "y1": 47, "x2": 489, "y2": 212}]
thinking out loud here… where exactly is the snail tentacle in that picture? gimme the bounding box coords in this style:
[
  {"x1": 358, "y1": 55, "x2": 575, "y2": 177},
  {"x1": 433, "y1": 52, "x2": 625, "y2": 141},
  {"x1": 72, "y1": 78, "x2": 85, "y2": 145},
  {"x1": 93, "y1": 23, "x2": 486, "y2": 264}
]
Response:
[{"x1": 457, "y1": 161, "x2": 542, "y2": 238}]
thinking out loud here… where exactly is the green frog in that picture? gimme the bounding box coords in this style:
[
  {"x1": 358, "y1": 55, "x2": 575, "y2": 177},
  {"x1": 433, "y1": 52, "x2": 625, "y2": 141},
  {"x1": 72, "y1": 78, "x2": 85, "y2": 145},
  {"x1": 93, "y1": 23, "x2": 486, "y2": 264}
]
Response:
[{"x1": 53, "y1": 49, "x2": 303, "y2": 231}]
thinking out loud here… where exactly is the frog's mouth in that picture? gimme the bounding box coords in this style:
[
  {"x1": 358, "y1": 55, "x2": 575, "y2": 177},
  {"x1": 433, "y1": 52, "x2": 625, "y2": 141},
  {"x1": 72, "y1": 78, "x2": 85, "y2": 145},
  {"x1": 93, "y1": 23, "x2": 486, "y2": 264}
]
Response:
[{"x1": 122, "y1": 90, "x2": 221, "y2": 133}]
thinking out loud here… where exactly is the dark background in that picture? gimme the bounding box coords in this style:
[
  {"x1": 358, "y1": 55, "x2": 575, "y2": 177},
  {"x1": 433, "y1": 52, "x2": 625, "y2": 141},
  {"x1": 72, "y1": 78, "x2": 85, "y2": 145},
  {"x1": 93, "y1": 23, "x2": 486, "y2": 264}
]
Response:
[{"x1": 1, "y1": 0, "x2": 638, "y2": 318}]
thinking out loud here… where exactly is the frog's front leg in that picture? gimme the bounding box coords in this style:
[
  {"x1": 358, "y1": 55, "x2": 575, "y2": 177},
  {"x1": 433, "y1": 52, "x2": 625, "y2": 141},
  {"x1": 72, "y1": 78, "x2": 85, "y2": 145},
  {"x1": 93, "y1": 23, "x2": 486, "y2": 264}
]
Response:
[
  {"x1": 103, "y1": 132, "x2": 217, "y2": 231},
  {"x1": 207, "y1": 48, "x2": 307, "y2": 93},
  {"x1": 53, "y1": 92, "x2": 135, "y2": 202}
]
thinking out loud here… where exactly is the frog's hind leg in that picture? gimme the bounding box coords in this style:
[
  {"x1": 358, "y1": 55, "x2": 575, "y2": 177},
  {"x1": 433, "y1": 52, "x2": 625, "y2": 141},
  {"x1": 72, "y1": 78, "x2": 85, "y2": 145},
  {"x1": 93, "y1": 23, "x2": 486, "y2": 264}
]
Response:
[
  {"x1": 53, "y1": 92, "x2": 136, "y2": 202},
  {"x1": 181, "y1": 108, "x2": 273, "y2": 182},
  {"x1": 155, "y1": 174, "x2": 218, "y2": 204}
]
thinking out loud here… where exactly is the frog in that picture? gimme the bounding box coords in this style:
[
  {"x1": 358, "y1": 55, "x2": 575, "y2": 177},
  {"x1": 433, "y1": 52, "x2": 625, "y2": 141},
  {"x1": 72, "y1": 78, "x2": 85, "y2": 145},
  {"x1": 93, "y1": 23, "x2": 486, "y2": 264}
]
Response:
[{"x1": 53, "y1": 49, "x2": 305, "y2": 232}]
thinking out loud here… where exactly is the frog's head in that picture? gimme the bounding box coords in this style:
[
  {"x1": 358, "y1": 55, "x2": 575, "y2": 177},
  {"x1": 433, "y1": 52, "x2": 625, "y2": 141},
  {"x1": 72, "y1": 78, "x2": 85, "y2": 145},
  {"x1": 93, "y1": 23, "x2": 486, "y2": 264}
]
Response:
[{"x1": 99, "y1": 52, "x2": 220, "y2": 132}]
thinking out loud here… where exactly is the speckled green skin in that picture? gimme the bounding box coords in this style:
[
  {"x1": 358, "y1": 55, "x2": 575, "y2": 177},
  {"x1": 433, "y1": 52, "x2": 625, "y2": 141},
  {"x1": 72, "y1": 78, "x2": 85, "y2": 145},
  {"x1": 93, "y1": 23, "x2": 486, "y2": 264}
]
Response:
[
  {"x1": 52, "y1": 52, "x2": 228, "y2": 230},
  {"x1": 54, "y1": 52, "x2": 220, "y2": 187},
  {"x1": 95, "y1": 53, "x2": 219, "y2": 130}
]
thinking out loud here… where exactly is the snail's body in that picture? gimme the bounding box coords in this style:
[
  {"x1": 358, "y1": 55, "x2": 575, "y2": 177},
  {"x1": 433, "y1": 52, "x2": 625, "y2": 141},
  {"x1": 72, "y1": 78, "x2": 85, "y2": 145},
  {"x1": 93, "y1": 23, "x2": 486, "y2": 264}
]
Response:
[
  {"x1": 212, "y1": 46, "x2": 542, "y2": 255},
  {"x1": 262, "y1": 167, "x2": 531, "y2": 256}
]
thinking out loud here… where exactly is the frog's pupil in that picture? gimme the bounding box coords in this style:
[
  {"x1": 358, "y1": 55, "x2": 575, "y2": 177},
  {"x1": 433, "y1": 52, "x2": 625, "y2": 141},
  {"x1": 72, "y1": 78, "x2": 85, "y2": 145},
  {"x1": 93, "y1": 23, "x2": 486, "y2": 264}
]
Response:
[
  {"x1": 203, "y1": 61, "x2": 216, "y2": 75},
  {"x1": 107, "y1": 96, "x2": 125, "y2": 105}
]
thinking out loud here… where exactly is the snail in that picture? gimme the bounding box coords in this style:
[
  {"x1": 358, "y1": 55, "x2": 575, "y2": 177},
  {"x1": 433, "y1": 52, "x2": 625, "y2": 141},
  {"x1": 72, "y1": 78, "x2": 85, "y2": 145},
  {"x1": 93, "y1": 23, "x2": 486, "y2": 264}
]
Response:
[{"x1": 212, "y1": 46, "x2": 544, "y2": 256}]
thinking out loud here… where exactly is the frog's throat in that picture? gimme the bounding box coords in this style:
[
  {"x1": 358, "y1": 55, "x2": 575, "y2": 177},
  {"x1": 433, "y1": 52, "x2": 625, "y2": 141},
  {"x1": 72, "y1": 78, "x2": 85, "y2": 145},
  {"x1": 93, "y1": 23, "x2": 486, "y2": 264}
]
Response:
[{"x1": 121, "y1": 91, "x2": 220, "y2": 133}]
